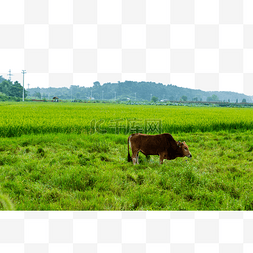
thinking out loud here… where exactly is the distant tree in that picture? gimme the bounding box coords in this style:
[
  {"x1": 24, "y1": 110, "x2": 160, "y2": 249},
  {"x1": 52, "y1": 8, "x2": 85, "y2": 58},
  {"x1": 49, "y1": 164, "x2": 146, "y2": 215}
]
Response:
[
  {"x1": 193, "y1": 97, "x2": 198, "y2": 101},
  {"x1": 0, "y1": 75, "x2": 5, "y2": 84},
  {"x1": 34, "y1": 92, "x2": 41, "y2": 99},
  {"x1": 0, "y1": 80, "x2": 11, "y2": 95},
  {"x1": 181, "y1": 95, "x2": 187, "y2": 101},
  {"x1": 242, "y1": 98, "x2": 246, "y2": 103},
  {"x1": 0, "y1": 92, "x2": 8, "y2": 101},
  {"x1": 0, "y1": 80, "x2": 27, "y2": 98},
  {"x1": 13, "y1": 81, "x2": 27, "y2": 98},
  {"x1": 151, "y1": 96, "x2": 158, "y2": 103},
  {"x1": 211, "y1": 94, "x2": 219, "y2": 101},
  {"x1": 93, "y1": 81, "x2": 101, "y2": 87},
  {"x1": 228, "y1": 99, "x2": 230, "y2": 102},
  {"x1": 207, "y1": 94, "x2": 219, "y2": 102},
  {"x1": 236, "y1": 99, "x2": 238, "y2": 103}
]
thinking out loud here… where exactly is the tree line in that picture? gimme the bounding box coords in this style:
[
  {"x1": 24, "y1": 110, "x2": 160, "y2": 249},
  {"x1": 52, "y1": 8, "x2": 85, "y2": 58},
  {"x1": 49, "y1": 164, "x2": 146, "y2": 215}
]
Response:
[
  {"x1": 1, "y1": 76, "x2": 251, "y2": 103},
  {"x1": 28, "y1": 81, "x2": 251, "y2": 103},
  {"x1": 0, "y1": 77, "x2": 27, "y2": 101}
]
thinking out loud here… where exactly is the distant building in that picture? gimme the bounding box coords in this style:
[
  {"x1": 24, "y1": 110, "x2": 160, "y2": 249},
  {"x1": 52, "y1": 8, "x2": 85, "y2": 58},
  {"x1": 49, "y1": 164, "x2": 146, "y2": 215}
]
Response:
[{"x1": 53, "y1": 97, "x2": 59, "y2": 102}]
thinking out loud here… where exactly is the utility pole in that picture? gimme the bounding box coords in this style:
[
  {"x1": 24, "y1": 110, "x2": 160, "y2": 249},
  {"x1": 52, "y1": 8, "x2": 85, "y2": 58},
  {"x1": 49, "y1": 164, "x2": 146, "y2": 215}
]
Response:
[
  {"x1": 22, "y1": 70, "x2": 26, "y2": 102},
  {"x1": 27, "y1": 83, "x2": 30, "y2": 98},
  {"x1": 91, "y1": 90, "x2": 92, "y2": 99},
  {"x1": 8, "y1": 69, "x2": 13, "y2": 81},
  {"x1": 102, "y1": 91, "x2": 103, "y2": 100}
]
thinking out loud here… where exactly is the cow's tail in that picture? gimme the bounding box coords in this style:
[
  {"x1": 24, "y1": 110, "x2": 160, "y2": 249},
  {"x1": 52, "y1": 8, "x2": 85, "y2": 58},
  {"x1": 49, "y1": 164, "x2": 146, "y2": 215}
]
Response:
[{"x1": 128, "y1": 135, "x2": 132, "y2": 162}]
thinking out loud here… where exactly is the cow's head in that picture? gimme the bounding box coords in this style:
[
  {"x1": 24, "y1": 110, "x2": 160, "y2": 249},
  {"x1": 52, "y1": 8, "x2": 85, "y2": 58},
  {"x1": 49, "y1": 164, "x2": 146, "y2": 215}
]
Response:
[{"x1": 177, "y1": 141, "x2": 192, "y2": 158}]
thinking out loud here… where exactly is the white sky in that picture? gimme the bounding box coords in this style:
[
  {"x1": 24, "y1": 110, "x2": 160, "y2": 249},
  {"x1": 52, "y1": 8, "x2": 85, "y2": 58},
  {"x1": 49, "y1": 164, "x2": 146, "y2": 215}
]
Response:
[{"x1": 0, "y1": 0, "x2": 253, "y2": 96}]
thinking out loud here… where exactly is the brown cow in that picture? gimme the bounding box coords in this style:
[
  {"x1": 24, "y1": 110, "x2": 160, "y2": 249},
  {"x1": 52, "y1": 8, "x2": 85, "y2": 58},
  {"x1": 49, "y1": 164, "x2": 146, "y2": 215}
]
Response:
[{"x1": 128, "y1": 133, "x2": 192, "y2": 165}]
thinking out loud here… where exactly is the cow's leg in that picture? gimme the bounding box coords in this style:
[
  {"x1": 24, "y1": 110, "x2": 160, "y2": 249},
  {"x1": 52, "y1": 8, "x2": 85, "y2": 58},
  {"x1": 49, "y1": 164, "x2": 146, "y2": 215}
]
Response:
[
  {"x1": 132, "y1": 151, "x2": 138, "y2": 165},
  {"x1": 159, "y1": 154, "x2": 164, "y2": 165},
  {"x1": 136, "y1": 151, "x2": 140, "y2": 164}
]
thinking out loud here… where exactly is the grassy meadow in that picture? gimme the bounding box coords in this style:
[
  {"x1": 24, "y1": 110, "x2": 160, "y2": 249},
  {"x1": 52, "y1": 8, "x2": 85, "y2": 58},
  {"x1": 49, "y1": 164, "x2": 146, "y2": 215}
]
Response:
[{"x1": 0, "y1": 102, "x2": 253, "y2": 210}]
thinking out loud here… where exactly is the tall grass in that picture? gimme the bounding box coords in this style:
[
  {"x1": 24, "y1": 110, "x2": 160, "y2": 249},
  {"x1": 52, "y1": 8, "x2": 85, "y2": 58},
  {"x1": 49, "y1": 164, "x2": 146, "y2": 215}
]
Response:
[
  {"x1": 0, "y1": 193, "x2": 14, "y2": 210},
  {"x1": 0, "y1": 131, "x2": 253, "y2": 210},
  {"x1": 0, "y1": 102, "x2": 253, "y2": 137},
  {"x1": 1, "y1": 102, "x2": 253, "y2": 210}
]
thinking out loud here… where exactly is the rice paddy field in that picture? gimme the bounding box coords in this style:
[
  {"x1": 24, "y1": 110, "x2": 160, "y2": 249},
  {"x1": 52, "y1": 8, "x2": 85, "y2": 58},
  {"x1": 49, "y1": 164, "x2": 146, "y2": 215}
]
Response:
[
  {"x1": 0, "y1": 102, "x2": 253, "y2": 210},
  {"x1": 0, "y1": 102, "x2": 253, "y2": 137}
]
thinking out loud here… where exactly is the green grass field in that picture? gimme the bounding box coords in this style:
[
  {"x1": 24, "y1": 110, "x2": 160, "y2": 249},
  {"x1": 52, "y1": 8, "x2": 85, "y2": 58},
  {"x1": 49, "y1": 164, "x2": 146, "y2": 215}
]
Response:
[
  {"x1": 0, "y1": 102, "x2": 253, "y2": 210},
  {"x1": 1, "y1": 102, "x2": 253, "y2": 137}
]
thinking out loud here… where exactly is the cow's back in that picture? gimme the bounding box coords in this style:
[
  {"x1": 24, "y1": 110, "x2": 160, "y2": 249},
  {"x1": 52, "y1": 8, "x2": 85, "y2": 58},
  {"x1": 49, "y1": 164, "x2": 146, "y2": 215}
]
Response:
[{"x1": 130, "y1": 133, "x2": 176, "y2": 155}]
